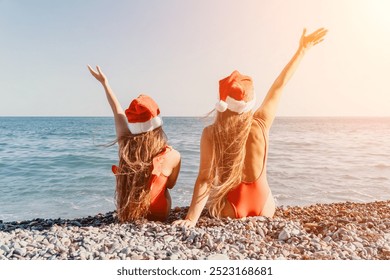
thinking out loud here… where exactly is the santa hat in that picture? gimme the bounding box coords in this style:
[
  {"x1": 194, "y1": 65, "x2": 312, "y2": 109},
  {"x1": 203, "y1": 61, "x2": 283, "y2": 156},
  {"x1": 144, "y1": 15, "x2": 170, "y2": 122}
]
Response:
[
  {"x1": 216, "y1": 70, "x2": 256, "y2": 114},
  {"x1": 125, "y1": 94, "x2": 163, "y2": 134}
]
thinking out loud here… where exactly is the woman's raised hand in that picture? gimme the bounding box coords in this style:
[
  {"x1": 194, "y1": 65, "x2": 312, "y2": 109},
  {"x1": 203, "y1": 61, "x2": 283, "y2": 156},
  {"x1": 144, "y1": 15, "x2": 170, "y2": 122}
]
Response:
[
  {"x1": 87, "y1": 65, "x2": 107, "y2": 84},
  {"x1": 299, "y1": 28, "x2": 328, "y2": 52}
]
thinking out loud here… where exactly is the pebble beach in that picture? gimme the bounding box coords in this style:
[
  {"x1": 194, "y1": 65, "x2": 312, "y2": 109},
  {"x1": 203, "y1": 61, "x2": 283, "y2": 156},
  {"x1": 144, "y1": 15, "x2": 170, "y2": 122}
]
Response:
[{"x1": 1, "y1": 200, "x2": 390, "y2": 260}]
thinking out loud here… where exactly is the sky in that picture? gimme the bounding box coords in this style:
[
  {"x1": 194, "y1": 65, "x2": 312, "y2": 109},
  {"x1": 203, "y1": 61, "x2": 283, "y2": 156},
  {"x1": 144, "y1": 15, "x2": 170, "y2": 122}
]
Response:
[{"x1": 0, "y1": 0, "x2": 389, "y2": 117}]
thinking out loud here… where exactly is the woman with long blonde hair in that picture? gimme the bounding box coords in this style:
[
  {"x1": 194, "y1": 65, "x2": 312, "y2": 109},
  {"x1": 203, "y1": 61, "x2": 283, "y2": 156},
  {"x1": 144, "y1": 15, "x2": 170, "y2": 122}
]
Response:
[
  {"x1": 174, "y1": 28, "x2": 327, "y2": 227},
  {"x1": 88, "y1": 66, "x2": 181, "y2": 222}
]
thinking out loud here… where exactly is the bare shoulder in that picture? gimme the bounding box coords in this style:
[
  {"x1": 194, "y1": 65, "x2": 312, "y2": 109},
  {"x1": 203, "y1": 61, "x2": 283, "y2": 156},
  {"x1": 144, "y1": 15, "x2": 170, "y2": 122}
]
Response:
[
  {"x1": 248, "y1": 118, "x2": 268, "y2": 143},
  {"x1": 159, "y1": 147, "x2": 180, "y2": 172},
  {"x1": 253, "y1": 108, "x2": 273, "y2": 130},
  {"x1": 160, "y1": 147, "x2": 181, "y2": 177},
  {"x1": 166, "y1": 147, "x2": 181, "y2": 163},
  {"x1": 202, "y1": 125, "x2": 213, "y2": 141},
  {"x1": 252, "y1": 117, "x2": 269, "y2": 134}
]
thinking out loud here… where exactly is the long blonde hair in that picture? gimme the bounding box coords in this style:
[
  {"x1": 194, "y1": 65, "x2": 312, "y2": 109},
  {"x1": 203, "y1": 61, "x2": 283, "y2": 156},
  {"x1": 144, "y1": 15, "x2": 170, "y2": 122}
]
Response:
[
  {"x1": 207, "y1": 110, "x2": 253, "y2": 217},
  {"x1": 114, "y1": 127, "x2": 167, "y2": 222}
]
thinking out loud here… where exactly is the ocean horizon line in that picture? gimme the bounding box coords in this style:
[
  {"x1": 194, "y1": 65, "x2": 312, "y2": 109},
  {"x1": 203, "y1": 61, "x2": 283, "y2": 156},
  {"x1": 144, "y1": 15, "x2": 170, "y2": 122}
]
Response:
[{"x1": 1, "y1": 115, "x2": 390, "y2": 119}]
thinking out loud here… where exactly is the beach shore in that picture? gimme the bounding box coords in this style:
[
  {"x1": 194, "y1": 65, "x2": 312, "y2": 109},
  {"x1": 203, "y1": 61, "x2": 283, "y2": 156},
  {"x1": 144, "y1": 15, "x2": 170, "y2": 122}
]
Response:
[{"x1": 1, "y1": 200, "x2": 390, "y2": 260}]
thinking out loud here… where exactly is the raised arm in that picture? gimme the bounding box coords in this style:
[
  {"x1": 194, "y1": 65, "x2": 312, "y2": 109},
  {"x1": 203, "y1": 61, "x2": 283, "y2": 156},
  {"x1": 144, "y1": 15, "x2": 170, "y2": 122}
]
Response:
[
  {"x1": 87, "y1": 65, "x2": 130, "y2": 139},
  {"x1": 173, "y1": 128, "x2": 213, "y2": 227},
  {"x1": 254, "y1": 28, "x2": 328, "y2": 128}
]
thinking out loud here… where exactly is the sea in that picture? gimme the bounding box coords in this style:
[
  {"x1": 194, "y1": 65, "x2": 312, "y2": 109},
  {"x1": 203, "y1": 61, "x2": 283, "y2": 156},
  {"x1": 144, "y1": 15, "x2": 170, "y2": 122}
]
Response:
[{"x1": 1, "y1": 117, "x2": 390, "y2": 222}]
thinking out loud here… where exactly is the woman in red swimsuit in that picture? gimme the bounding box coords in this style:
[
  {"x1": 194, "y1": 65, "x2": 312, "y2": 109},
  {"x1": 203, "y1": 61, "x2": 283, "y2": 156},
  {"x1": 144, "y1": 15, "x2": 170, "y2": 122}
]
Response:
[
  {"x1": 88, "y1": 66, "x2": 181, "y2": 222},
  {"x1": 174, "y1": 28, "x2": 327, "y2": 227}
]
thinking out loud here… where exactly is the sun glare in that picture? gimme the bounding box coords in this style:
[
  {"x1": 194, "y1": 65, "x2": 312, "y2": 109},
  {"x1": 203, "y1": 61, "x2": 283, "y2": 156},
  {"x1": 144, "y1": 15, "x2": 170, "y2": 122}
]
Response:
[{"x1": 363, "y1": 0, "x2": 390, "y2": 29}]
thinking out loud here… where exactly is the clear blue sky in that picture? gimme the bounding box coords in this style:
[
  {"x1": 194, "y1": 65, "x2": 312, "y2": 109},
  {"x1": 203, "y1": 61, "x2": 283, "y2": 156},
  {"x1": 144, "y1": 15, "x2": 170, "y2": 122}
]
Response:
[{"x1": 1, "y1": 0, "x2": 389, "y2": 116}]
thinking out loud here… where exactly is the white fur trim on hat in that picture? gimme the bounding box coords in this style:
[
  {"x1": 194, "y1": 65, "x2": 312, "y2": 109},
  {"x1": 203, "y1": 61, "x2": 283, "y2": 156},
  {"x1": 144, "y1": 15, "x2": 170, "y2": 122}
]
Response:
[
  {"x1": 215, "y1": 100, "x2": 228, "y2": 112},
  {"x1": 128, "y1": 115, "x2": 163, "y2": 135},
  {"x1": 216, "y1": 96, "x2": 256, "y2": 114}
]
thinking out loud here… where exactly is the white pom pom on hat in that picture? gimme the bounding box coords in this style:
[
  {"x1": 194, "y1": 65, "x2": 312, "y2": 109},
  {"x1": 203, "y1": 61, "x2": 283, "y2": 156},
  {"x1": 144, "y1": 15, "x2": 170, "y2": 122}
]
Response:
[{"x1": 215, "y1": 100, "x2": 228, "y2": 112}]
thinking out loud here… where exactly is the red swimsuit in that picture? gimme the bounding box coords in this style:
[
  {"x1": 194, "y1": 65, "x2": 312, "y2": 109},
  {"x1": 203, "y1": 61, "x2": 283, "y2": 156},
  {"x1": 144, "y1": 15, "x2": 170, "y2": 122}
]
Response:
[
  {"x1": 146, "y1": 146, "x2": 172, "y2": 220},
  {"x1": 226, "y1": 118, "x2": 270, "y2": 218},
  {"x1": 112, "y1": 146, "x2": 172, "y2": 221}
]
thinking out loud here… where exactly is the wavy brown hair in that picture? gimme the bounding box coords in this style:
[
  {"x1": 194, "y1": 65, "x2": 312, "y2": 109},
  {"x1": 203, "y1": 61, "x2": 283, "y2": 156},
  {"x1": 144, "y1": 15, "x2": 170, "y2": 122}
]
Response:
[
  {"x1": 114, "y1": 127, "x2": 167, "y2": 222},
  {"x1": 206, "y1": 110, "x2": 253, "y2": 217}
]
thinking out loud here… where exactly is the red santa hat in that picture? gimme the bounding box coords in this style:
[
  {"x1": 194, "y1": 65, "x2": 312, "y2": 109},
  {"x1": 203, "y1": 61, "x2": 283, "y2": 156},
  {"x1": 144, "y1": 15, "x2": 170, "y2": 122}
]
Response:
[
  {"x1": 216, "y1": 70, "x2": 256, "y2": 114},
  {"x1": 125, "y1": 94, "x2": 163, "y2": 134}
]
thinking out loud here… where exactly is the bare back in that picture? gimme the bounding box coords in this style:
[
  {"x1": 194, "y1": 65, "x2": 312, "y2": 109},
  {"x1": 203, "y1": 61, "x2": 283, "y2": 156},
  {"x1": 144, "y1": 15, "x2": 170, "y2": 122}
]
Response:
[
  {"x1": 159, "y1": 148, "x2": 181, "y2": 189},
  {"x1": 242, "y1": 118, "x2": 268, "y2": 182}
]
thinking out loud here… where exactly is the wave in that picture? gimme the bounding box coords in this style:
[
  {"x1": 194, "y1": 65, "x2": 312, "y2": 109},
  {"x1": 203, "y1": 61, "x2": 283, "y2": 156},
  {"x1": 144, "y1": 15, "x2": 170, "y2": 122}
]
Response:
[
  {"x1": 374, "y1": 163, "x2": 390, "y2": 169},
  {"x1": 367, "y1": 176, "x2": 389, "y2": 181}
]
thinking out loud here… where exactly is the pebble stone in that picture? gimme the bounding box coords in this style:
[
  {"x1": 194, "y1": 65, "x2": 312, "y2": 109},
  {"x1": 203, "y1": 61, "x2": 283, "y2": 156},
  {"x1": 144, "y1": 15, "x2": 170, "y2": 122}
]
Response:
[{"x1": 1, "y1": 201, "x2": 390, "y2": 260}]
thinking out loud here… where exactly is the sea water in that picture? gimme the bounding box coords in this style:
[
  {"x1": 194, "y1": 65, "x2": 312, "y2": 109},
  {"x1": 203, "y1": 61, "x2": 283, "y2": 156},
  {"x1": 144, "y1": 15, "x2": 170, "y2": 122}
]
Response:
[{"x1": 0, "y1": 117, "x2": 389, "y2": 222}]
